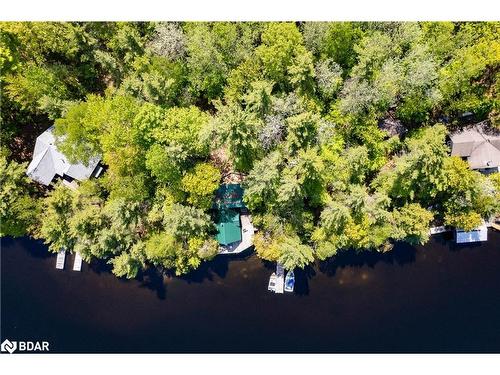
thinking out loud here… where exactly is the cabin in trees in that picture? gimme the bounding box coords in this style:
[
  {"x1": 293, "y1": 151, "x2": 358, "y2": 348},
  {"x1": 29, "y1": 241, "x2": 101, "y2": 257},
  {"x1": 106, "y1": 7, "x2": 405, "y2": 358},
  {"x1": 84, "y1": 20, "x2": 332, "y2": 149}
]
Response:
[
  {"x1": 26, "y1": 126, "x2": 103, "y2": 188},
  {"x1": 450, "y1": 123, "x2": 500, "y2": 174},
  {"x1": 213, "y1": 184, "x2": 255, "y2": 254}
]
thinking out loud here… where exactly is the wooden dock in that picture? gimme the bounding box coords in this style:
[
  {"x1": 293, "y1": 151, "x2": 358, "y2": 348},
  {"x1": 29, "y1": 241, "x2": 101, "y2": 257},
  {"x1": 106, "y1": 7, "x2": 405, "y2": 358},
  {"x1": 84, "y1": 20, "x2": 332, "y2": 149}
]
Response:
[
  {"x1": 275, "y1": 263, "x2": 285, "y2": 294},
  {"x1": 56, "y1": 250, "x2": 66, "y2": 270},
  {"x1": 73, "y1": 252, "x2": 83, "y2": 271},
  {"x1": 429, "y1": 226, "x2": 450, "y2": 235}
]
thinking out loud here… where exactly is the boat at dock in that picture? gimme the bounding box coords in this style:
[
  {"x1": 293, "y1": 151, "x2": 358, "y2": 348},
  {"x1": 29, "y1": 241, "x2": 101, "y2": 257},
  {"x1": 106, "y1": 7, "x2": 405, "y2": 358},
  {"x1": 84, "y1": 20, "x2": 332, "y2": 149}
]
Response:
[
  {"x1": 268, "y1": 272, "x2": 277, "y2": 292},
  {"x1": 284, "y1": 271, "x2": 295, "y2": 293}
]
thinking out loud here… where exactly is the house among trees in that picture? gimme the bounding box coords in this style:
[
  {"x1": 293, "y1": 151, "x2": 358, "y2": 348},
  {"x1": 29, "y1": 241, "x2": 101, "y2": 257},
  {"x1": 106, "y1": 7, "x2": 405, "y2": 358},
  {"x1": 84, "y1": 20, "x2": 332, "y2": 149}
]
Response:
[
  {"x1": 450, "y1": 123, "x2": 500, "y2": 174},
  {"x1": 26, "y1": 126, "x2": 103, "y2": 188},
  {"x1": 213, "y1": 184, "x2": 255, "y2": 254}
]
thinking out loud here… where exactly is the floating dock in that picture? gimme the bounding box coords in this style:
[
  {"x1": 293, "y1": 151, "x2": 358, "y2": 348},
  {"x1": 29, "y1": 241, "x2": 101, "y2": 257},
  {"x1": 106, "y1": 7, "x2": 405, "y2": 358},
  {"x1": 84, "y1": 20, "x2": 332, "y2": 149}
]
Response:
[
  {"x1": 56, "y1": 250, "x2": 66, "y2": 270},
  {"x1": 73, "y1": 252, "x2": 83, "y2": 271},
  {"x1": 274, "y1": 263, "x2": 285, "y2": 294},
  {"x1": 429, "y1": 226, "x2": 450, "y2": 235},
  {"x1": 456, "y1": 223, "x2": 488, "y2": 244}
]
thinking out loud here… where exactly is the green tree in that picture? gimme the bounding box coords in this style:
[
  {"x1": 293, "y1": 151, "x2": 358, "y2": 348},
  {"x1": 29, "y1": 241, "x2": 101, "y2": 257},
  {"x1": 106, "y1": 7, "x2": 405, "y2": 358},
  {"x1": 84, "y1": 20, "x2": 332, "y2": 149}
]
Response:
[
  {"x1": 0, "y1": 156, "x2": 38, "y2": 237},
  {"x1": 35, "y1": 184, "x2": 75, "y2": 253},
  {"x1": 256, "y1": 22, "x2": 312, "y2": 91},
  {"x1": 392, "y1": 203, "x2": 433, "y2": 245},
  {"x1": 277, "y1": 233, "x2": 315, "y2": 270},
  {"x1": 109, "y1": 251, "x2": 142, "y2": 279},
  {"x1": 152, "y1": 105, "x2": 210, "y2": 158},
  {"x1": 181, "y1": 163, "x2": 221, "y2": 210},
  {"x1": 209, "y1": 103, "x2": 261, "y2": 172},
  {"x1": 242, "y1": 151, "x2": 282, "y2": 211},
  {"x1": 373, "y1": 125, "x2": 449, "y2": 205},
  {"x1": 185, "y1": 22, "x2": 261, "y2": 100}
]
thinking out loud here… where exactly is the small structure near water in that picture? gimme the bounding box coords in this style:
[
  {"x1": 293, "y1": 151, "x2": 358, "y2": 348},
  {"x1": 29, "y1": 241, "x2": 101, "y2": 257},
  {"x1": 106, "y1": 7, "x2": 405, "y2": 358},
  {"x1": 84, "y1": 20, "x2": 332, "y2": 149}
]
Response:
[
  {"x1": 73, "y1": 252, "x2": 83, "y2": 271},
  {"x1": 55, "y1": 250, "x2": 66, "y2": 270},
  {"x1": 214, "y1": 184, "x2": 255, "y2": 254},
  {"x1": 429, "y1": 226, "x2": 451, "y2": 235},
  {"x1": 455, "y1": 222, "x2": 488, "y2": 244}
]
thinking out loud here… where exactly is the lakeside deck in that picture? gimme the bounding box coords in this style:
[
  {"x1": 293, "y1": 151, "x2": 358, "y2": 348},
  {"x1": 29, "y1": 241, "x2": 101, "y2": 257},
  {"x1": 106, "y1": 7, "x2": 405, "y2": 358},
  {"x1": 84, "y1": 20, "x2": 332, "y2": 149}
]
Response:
[{"x1": 219, "y1": 214, "x2": 255, "y2": 254}]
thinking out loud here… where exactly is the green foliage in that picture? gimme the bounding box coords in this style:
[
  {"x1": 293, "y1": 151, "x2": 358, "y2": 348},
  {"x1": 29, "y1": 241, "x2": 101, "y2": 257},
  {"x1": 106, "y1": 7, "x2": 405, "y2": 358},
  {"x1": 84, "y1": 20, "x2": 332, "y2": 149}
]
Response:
[
  {"x1": 312, "y1": 22, "x2": 364, "y2": 70},
  {"x1": 185, "y1": 22, "x2": 261, "y2": 100},
  {"x1": 153, "y1": 105, "x2": 210, "y2": 157},
  {"x1": 441, "y1": 157, "x2": 495, "y2": 230},
  {"x1": 110, "y1": 252, "x2": 142, "y2": 279},
  {"x1": 120, "y1": 55, "x2": 187, "y2": 106},
  {"x1": 6, "y1": 21, "x2": 500, "y2": 280},
  {"x1": 276, "y1": 233, "x2": 315, "y2": 270},
  {"x1": 439, "y1": 22, "x2": 499, "y2": 121},
  {"x1": 392, "y1": 203, "x2": 433, "y2": 245},
  {"x1": 35, "y1": 184, "x2": 75, "y2": 253},
  {"x1": 181, "y1": 163, "x2": 221, "y2": 210},
  {"x1": 4, "y1": 63, "x2": 73, "y2": 113},
  {"x1": 256, "y1": 22, "x2": 313, "y2": 91},
  {"x1": 209, "y1": 103, "x2": 261, "y2": 172},
  {"x1": 242, "y1": 151, "x2": 282, "y2": 211},
  {"x1": 373, "y1": 125, "x2": 449, "y2": 204},
  {"x1": 0, "y1": 156, "x2": 38, "y2": 237},
  {"x1": 285, "y1": 111, "x2": 319, "y2": 154}
]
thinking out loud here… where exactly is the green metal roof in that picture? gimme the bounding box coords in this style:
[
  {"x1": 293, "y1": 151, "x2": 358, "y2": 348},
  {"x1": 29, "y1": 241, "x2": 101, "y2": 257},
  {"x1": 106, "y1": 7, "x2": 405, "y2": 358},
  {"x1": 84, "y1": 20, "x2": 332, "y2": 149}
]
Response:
[
  {"x1": 216, "y1": 209, "x2": 242, "y2": 245},
  {"x1": 214, "y1": 184, "x2": 245, "y2": 210}
]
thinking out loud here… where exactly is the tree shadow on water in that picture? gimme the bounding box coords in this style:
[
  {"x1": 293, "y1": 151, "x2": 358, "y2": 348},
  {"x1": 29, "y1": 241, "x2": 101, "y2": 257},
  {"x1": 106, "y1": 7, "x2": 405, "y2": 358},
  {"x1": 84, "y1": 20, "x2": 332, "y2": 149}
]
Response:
[
  {"x1": 318, "y1": 242, "x2": 417, "y2": 278},
  {"x1": 6, "y1": 236, "x2": 53, "y2": 259},
  {"x1": 88, "y1": 257, "x2": 113, "y2": 275},
  {"x1": 137, "y1": 267, "x2": 167, "y2": 300},
  {"x1": 294, "y1": 265, "x2": 316, "y2": 296},
  {"x1": 180, "y1": 248, "x2": 255, "y2": 284}
]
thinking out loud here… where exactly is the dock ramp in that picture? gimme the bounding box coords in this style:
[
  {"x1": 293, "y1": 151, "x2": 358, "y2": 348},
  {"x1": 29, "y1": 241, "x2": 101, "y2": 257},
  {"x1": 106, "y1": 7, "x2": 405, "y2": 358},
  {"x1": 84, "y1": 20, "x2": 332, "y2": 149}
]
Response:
[{"x1": 56, "y1": 250, "x2": 66, "y2": 270}]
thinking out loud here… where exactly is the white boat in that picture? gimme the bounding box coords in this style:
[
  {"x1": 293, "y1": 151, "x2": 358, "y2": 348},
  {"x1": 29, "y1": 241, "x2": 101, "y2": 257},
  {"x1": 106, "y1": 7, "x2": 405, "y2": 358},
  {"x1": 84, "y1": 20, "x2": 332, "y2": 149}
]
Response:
[
  {"x1": 268, "y1": 272, "x2": 277, "y2": 292},
  {"x1": 284, "y1": 271, "x2": 295, "y2": 293}
]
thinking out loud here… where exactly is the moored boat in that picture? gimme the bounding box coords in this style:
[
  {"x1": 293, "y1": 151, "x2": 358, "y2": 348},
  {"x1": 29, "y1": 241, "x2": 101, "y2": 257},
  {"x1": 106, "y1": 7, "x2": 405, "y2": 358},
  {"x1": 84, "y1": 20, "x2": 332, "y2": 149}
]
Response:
[
  {"x1": 284, "y1": 271, "x2": 295, "y2": 293},
  {"x1": 268, "y1": 272, "x2": 277, "y2": 292}
]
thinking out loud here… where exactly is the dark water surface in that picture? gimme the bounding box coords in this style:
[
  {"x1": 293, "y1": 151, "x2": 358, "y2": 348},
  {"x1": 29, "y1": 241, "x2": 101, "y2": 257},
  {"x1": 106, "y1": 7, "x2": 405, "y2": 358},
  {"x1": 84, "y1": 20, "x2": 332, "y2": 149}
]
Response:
[{"x1": 1, "y1": 232, "x2": 500, "y2": 353}]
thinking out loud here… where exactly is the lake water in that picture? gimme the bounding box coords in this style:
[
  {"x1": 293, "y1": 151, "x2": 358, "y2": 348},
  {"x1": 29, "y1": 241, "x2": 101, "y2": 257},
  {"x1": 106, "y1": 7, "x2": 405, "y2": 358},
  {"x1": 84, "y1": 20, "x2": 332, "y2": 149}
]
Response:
[{"x1": 1, "y1": 232, "x2": 500, "y2": 353}]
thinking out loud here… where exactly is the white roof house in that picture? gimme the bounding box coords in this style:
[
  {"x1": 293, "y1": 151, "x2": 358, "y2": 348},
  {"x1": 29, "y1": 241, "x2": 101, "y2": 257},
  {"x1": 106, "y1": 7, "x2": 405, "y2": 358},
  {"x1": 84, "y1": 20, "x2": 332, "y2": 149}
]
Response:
[
  {"x1": 26, "y1": 126, "x2": 101, "y2": 186},
  {"x1": 450, "y1": 123, "x2": 500, "y2": 172}
]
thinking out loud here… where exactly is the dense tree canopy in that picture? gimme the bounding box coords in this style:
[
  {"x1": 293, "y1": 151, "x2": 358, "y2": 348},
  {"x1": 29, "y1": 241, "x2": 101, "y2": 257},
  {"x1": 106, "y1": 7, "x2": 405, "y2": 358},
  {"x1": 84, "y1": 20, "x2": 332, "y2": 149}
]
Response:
[{"x1": 2, "y1": 21, "x2": 499, "y2": 279}]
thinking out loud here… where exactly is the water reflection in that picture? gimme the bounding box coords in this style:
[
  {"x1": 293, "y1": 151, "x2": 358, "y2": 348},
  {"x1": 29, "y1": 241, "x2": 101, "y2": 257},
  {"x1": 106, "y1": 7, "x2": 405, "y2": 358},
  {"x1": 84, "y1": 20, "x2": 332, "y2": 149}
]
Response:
[{"x1": 2, "y1": 232, "x2": 500, "y2": 353}]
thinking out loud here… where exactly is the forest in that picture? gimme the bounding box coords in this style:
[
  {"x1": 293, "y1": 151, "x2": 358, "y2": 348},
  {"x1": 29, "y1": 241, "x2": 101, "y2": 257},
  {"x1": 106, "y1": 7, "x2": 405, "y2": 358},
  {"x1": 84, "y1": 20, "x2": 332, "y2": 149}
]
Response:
[{"x1": 1, "y1": 22, "x2": 499, "y2": 278}]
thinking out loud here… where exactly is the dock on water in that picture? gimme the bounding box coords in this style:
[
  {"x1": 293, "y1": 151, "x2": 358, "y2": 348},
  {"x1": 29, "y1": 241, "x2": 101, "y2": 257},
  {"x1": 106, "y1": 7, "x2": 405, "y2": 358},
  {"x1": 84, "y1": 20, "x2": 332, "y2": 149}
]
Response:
[
  {"x1": 73, "y1": 252, "x2": 83, "y2": 271},
  {"x1": 274, "y1": 263, "x2": 285, "y2": 294},
  {"x1": 56, "y1": 250, "x2": 66, "y2": 270},
  {"x1": 429, "y1": 226, "x2": 450, "y2": 235}
]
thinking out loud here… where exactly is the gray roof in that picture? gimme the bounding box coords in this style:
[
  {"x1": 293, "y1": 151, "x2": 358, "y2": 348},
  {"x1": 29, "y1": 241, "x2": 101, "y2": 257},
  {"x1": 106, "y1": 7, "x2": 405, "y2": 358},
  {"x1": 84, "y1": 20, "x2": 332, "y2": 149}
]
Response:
[
  {"x1": 450, "y1": 123, "x2": 500, "y2": 170},
  {"x1": 26, "y1": 126, "x2": 100, "y2": 185}
]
